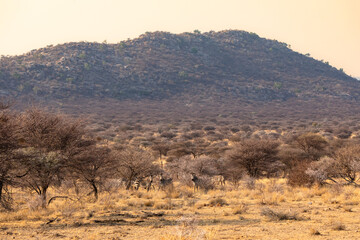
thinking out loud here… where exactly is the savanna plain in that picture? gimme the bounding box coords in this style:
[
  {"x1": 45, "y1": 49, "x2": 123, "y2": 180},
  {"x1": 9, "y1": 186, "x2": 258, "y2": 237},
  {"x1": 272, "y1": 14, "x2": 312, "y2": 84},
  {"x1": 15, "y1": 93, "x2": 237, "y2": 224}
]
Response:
[
  {"x1": 1, "y1": 101, "x2": 360, "y2": 240},
  {"x1": 1, "y1": 179, "x2": 360, "y2": 239}
]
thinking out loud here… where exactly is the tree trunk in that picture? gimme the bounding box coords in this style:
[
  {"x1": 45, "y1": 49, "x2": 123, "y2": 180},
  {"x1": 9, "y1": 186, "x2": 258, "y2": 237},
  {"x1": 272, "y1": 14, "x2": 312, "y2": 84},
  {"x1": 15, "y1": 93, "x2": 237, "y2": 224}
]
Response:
[
  {"x1": 41, "y1": 186, "x2": 48, "y2": 208},
  {"x1": 126, "y1": 175, "x2": 134, "y2": 190},
  {"x1": 126, "y1": 180, "x2": 132, "y2": 190},
  {"x1": 0, "y1": 181, "x2": 4, "y2": 203},
  {"x1": 0, "y1": 180, "x2": 3, "y2": 202},
  {"x1": 91, "y1": 182, "x2": 98, "y2": 201},
  {"x1": 73, "y1": 179, "x2": 80, "y2": 195}
]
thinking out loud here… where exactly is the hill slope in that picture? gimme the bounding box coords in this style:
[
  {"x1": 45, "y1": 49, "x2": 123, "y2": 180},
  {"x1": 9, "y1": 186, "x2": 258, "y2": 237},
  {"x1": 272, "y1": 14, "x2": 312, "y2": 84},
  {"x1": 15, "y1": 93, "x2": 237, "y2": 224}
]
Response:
[{"x1": 0, "y1": 30, "x2": 358, "y2": 102}]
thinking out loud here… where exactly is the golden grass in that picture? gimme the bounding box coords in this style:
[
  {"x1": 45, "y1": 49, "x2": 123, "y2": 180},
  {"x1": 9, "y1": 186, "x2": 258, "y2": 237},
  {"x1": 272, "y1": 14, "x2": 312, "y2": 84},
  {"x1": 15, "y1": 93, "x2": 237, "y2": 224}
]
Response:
[{"x1": 1, "y1": 179, "x2": 360, "y2": 239}]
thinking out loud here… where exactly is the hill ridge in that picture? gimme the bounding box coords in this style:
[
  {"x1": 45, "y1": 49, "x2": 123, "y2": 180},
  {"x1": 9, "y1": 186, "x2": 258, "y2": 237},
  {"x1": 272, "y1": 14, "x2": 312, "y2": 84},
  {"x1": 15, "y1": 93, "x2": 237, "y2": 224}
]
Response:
[{"x1": 0, "y1": 30, "x2": 358, "y2": 102}]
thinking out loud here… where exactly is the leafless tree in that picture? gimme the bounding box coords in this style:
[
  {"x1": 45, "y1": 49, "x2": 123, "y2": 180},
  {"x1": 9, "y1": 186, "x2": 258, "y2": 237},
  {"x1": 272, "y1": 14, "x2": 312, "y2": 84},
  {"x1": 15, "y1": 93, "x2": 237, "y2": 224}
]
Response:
[
  {"x1": 277, "y1": 146, "x2": 308, "y2": 177},
  {"x1": 20, "y1": 108, "x2": 86, "y2": 208},
  {"x1": 151, "y1": 141, "x2": 170, "y2": 161},
  {"x1": 0, "y1": 104, "x2": 23, "y2": 209},
  {"x1": 168, "y1": 140, "x2": 209, "y2": 159},
  {"x1": 294, "y1": 133, "x2": 328, "y2": 160},
  {"x1": 70, "y1": 146, "x2": 116, "y2": 201},
  {"x1": 307, "y1": 145, "x2": 360, "y2": 185},
  {"x1": 166, "y1": 154, "x2": 218, "y2": 189},
  {"x1": 226, "y1": 139, "x2": 280, "y2": 178},
  {"x1": 113, "y1": 147, "x2": 160, "y2": 190}
]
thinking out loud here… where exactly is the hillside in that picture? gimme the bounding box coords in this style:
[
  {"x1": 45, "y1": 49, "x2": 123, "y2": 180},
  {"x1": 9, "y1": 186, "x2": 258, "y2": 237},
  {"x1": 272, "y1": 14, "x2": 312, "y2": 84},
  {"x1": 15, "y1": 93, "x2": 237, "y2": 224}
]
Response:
[{"x1": 0, "y1": 30, "x2": 358, "y2": 103}]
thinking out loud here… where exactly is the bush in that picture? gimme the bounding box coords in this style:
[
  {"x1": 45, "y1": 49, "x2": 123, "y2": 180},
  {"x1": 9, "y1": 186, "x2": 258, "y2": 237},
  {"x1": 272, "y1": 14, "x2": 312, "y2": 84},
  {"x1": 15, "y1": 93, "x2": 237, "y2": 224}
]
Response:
[
  {"x1": 287, "y1": 161, "x2": 315, "y2": 187},
  {"x1": 209, "y1": 197, "x2": 227, "y2": 207},
  {"x1": 261, "y1": 208, "x2": 301, "y2": 221}
]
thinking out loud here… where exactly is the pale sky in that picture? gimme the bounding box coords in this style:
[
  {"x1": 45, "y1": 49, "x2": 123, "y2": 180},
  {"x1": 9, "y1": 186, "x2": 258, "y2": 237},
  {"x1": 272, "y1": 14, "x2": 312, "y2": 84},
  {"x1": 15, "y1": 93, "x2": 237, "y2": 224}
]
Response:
[{"x1": 0, "y1": 0, "x2": 359, "y2": 76}]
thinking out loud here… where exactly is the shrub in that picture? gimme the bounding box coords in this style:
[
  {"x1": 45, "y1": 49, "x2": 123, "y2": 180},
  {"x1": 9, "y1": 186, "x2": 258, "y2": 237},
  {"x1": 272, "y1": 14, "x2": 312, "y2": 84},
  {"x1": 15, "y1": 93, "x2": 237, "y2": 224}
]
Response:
[
  {"x1": 261, "y1": 208, "x2": 300, "y2": 221},
  {"x1": 209, "y1": 197, "x2": 227, "y2": 207},
  {"x1": 287, "y1": 161, "x2": 315, "y2": 187},
  {"x1": 233, "y1": 203, "x2": 248, "y2": 214}
]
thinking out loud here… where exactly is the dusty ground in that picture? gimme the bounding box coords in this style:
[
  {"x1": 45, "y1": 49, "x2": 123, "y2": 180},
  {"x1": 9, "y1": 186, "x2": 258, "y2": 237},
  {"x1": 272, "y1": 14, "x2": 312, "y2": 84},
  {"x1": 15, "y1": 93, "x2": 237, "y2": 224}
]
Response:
[{"x1": 1, "y1": 179, "x2": 360, "y2": 239}]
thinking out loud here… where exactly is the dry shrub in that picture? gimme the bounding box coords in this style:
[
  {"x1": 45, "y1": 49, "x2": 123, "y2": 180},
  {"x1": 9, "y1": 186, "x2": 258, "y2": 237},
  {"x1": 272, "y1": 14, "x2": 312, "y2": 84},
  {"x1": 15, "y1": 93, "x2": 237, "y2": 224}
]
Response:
[
  {"x1": 329, "y1": 184, "x2": 344, "y2": 195},
  {"x1": 164, "y1": 185, "x2": 181, "y2": 199},
  {"x1": 287, "y1": 161, "x2": 315, "y2": 187},
  {"x1": 161, "y1": 216, "x2": 218, "y2": 240},
  {"x1": 28, "y1": 196, "x2": 43, "y2": 210},
  {"x1": 209, "y1": 197, "x2": 227, "y2": 207},
  {"x1": 267, "y1": 179, "x2": 284, "y2": 193},
  {"x1": 260, "y1": 193, "x2": 285, "y2": 205},
  {"x1": 186, "y1": 198, "x2": 198, "y2": 207},
  {"x1": 102, "y1": 179, "x2": 123, "y2": 193},
  {"x1": 309, "y1": 228, "x2": 321, "y2": 235},
  {"x1": 331, "y1": 221, "x2": 346, "y2": 231},
  {"x1": 261, "y1": 208, "x2": 301, "y2": 221},
  {"x1": 59, "y1": 203, "x2": 79, "y2": 218},
  {"x1": 144, "y1": 200, "x2": 155, "y2": 207},
  {"x1": 233, "y1": 203, "x2": 248, "y2": 215},
  {"x1": 180, "y1": 189, "x2": 194, "y2": 199},
  {"x1": 155, "y1": 199, "x2": 173, "y2": 210},
  {"x1": 242, "y1": 175, "x2": 256, "y2": 190}
]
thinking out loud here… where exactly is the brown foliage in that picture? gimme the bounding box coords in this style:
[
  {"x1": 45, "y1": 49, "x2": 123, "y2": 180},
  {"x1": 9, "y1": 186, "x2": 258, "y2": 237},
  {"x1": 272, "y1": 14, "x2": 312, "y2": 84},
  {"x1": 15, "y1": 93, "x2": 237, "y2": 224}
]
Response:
[
  {"x1": 0, "y1": 105, "x2": 22, "y2": 209},
  {"x1": 71, "y1": 146, "x2": 116, "y2": 200},
  {"x1": 226, "y1": 139, "x2": 280, "y2": 178},
  {"x1": 295, "y1": 133, "x2": 328, "y2": 160},
  {"x1": 20, "y1": 108, "x2": 87, "y2": 208},
  {"x1": 113, "y1": 147, "x2": 160, "y2": 190},
  {"x1": 287, "y1": 161, "x2": 314, "y2": 187}
]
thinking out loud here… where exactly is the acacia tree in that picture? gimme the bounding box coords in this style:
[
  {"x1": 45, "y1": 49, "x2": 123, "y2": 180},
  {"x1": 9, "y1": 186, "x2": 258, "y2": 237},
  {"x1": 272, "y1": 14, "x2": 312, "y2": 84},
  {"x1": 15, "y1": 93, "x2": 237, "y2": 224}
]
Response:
[
  {"x1": 71, "y1": 146, "x2": 116, "y2": 201},
  {"x1": 226, "y1": 139, "x2": 280, "y2": 178},
  {"x1": 168, "y1": 140, "x2": 209, "y2": 159},
  {"x1": 151, "y1": 141, "x2": 171, "y2": 168},
  {"x1": 294, "y1": 133, "x2": 328, "y2": 160},
  {"x1": 113, "y1": 147, "x2": 160, "y2": 190},
  {"x1": 0, "y1": 103, "x2": 23, "y2": 209},
  {"x1": 20, "y1": 108, "x2": 86, "y2": 208},
  {"x1": 151, "y1": 141, "x2": 170, "y2": 161},
  {"x1": 307, "y1": 145, "x2": 360, "y2": 185}
]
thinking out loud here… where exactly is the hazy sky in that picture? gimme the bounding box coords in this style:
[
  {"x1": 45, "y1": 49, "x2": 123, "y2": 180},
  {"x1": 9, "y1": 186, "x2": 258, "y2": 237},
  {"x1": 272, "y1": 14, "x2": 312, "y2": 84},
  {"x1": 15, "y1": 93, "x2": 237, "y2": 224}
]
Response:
[{"x1": 0, "y1": 0, "x2": 359, "y2": 76}]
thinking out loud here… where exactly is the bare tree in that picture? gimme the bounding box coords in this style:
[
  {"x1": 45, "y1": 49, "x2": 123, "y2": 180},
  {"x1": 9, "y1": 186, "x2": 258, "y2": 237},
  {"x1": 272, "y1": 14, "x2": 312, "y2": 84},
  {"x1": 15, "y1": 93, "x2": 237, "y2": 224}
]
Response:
[
  {"x1": 151, "y1": 141, "x2": 171, "y2": 168},
  {"x1": 113, "y1": 147, "x2": 160, "y2": 190},
  {"x1": 151, "y1": 141, "x2": 170, "y2": 161},
  {"x1": 0, "y1": 105, "x2": 23, "y2": 209},
  {"x1": 166, "y1": 154, "x2": 218, "y2": 190},
  {"x1": 278, "y1": 146, "x2": 308, "y2": 177},
  {"x1": 226, "y1": 139, "x2": 280, "y2": 178},
  {"x1": 307, "y1": 145, "x2": 360, "y2": 185},
  {"x1": 305, "y1": 156, "x2": 338, "y2": 185},
  {"x1": 294, "y1": 133, "x2": 328, "y2": 160},
  {"x1": 187, "y1": 155, "x2": 219, "y2": 177},
  {"x1": 70, "y1": 146, "x2": 116, "y2": 201},
  {"x1": 169, "y1": 140, "x2": 209, "y2": 159},
  {"x1": 20, "y1": 108, "x2": 86, "y2": 208}
]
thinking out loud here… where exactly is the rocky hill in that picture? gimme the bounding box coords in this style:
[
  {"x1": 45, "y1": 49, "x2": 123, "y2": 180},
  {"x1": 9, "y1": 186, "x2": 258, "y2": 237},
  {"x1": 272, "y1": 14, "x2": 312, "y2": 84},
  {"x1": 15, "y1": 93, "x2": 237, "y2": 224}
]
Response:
[{"x1": 0, "y1": 30, "x2": 358, "y2": 103}]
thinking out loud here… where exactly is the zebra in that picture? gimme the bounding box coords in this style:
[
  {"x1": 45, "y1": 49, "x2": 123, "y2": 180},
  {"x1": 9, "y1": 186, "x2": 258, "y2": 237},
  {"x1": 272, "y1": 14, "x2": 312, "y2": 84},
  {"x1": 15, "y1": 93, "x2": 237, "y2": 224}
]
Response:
[
  {"x1": 133, "y1": 178, "x2": 142, "y2": 190},
  {"x1": 144, "y1": 175, "x2": 154, "y2": 192},
  {"x1": 191, "y1": 173, "x2": 213, "y2": 192},
  {"x1": 159, "y1": 174, "x2": 173, "y2": 190},
  {"x1": 191, "y1": 173, "x2": 200, "y2": 192},
  {"x1": 214, "y1": 175, "x2": 226, "y2": 186}
]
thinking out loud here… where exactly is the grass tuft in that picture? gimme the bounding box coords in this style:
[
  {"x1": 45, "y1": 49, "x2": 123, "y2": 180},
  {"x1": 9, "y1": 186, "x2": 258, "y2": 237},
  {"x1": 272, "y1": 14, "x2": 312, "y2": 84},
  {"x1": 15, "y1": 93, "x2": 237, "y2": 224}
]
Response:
[{"x1": 261, "y1": 208, "x2": 301, "y2": 221}]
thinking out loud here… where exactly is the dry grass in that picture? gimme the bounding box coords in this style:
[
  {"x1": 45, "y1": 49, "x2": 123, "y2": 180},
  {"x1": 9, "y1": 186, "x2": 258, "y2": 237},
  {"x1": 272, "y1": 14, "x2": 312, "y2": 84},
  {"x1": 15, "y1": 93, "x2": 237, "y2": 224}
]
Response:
[
  {"x1": 232, "y1": 202, "x2": 248, "y2": 215},
  {"x1": 261, "y1": 208, "x2": 301, "y2": 221},
  {"x1": 330, "y1": 221, "x2": 346, "y2": 231},
  {"x1": 1, "y1": 179, "x2": 360, "y2": 239}
]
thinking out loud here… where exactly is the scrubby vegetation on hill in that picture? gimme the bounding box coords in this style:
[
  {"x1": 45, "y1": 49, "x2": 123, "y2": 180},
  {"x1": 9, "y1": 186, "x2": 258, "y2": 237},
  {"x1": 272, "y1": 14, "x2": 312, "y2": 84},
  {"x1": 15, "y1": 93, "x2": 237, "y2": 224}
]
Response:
[{"x1": 0, "y1": 30, "x2": 357, "y2": 101}]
